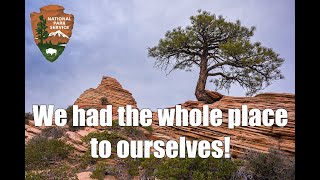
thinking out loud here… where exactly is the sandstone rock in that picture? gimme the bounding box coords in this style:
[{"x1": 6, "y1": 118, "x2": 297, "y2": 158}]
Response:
[
  {"x1": 205, "y1": 90, "x2": 224, "y2": 101},
  {"x1": 77, "y1": 171, "x2": 92, "y2": 180},
  {"x1": 66, "y1": 141, "x2": 87, "y2": 152},
  {"x1": 25, "y1": 76, "x2": 295, "y2": 159},
  {"x1": 26, "y1": 120, "x2": 36, "y2": 127},
  {"x1": 25, "y1": 121, "x2": 89, "y2": 154},
  {"x1": 138, "y1": 127, "x2": 152, "y2": 136},
  {"x1": 74, "y1": 76, "x2": 138, "y2": 116},
  {"x1": 26, "y1": 126, "x2": 41, "y2": 135},
  {"x1": 76, "y1": 170, "x2": 117, "y2": 179},
  {"x1": 104, "y1": 175, "x2": 117, "y2": 180},
  {"x1": 151, "y1": 93, "x2": 295, "y2": 157},
  {"x1": 77, "y1": 127, "x2": 99, "y2": 137},
  {"x1": 66, "y1": 131, "x2": 83, "y2": 144}
]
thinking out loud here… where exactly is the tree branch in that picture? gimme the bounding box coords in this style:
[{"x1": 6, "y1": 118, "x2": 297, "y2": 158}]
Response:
[
  {"x1": 206, "y1": 61, "x2": 231, "y2": 72},
  {"x1": 208, "y1": 72, "x2": 235, "y2": 79}
]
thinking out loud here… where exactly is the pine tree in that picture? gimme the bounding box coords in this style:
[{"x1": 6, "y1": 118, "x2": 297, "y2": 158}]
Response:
[{"x1": 148, "y1": 10, "x2": 284, "y2": 103}]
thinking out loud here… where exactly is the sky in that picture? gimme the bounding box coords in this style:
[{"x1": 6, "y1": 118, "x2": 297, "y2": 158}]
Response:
[{"x1": 25, "y1": 0, "x2": 295, "y2": 112}]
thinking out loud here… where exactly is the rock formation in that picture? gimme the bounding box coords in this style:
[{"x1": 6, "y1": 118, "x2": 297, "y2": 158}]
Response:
[
  {"x1": 74, "y1": 76, "x2": 137, "y2": 117},
  {"x1": 25, "y1": 76, "x2": 295, "y2": 179},
  {"x1": 151, "y1": 93, "x2": 295, "y2": 157},
  {"x1": 205, "y1": 90, "x2": 224, "y2": 102},
  {"x1": 26, "y1": 76, "x2": 295, "y2": 157},
  {"x1": 25, "y1": 120, "x2": 96, "y2": 153},
  {"x1": 25, "y1": 76, "x2": 140, "y2": 155}
]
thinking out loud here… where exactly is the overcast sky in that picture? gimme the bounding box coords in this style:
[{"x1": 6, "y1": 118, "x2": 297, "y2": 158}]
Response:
[{"x1": 25, "y1": 0, "x2": 294, "y2": 112}]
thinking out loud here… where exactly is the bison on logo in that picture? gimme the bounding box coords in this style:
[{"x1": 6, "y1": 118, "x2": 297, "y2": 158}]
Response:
[{"x1": 30, "y1": 5, "x2": 74, "y2": 62}]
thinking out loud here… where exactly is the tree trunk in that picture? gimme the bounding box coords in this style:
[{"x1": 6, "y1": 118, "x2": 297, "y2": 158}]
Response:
[{"x1": 195, "y1": 57, "x2": 215, "y2": 103}]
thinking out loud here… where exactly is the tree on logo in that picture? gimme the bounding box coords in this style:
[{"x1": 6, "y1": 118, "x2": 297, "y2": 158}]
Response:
[{"x1": 36, "y1": 15, "x2": 49, "y2": 45}]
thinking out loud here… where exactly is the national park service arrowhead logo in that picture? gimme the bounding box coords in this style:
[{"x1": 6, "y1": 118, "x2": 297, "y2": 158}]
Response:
[{"x1": 30, "y1": 5, "x2": 74, "y2": 62}]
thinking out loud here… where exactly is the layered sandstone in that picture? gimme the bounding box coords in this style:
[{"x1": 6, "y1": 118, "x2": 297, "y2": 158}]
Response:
[
  {"x1": 73, "y1": 76, "x2": 137, "y2": 117},
  {"x1": 25, "y1": 76, "x2": 295, "y2": 179},
  {"x1": 151, "y1": 93, "x2": 295, "y2": 157},
  {"x1": 25, "y1": 120, "x2": 97, "y2": 153},
  {"x1": 74, "y1": 76, "x2": 137, "y2": 108},
  {"x1": 25, "y1": 76, "x2": 295, "y2": 158},
  {"x1": 26, "y1": 77, "x2": 140, "y2": 153}
]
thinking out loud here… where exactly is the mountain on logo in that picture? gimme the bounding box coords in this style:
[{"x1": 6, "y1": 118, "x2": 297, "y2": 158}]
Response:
[{"x1": 48, "y1": 30, "x2": 70, "y2": 39}]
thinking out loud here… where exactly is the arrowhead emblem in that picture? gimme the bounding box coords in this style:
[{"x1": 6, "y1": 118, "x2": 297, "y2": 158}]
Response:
[{"x1": 30, "y1": 5, "x2": 74, "y2": 62}]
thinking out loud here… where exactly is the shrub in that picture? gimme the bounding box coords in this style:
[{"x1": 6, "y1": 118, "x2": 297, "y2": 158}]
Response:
[
  {"x1": 100, "y1": 97, "x2": 108, "y2": 105},
  {"x1": 25, "y1": 136, "x2": 74, "y2": 170},
  {"x1": 143, "y1": 126, "x2": 154, "y2": 133},
  {"x1": 102, "y1": 119, "x2": 121, "y2": 131},
  {"x1": 40, "y1": 126, "x2": 65, "y2": 139},
  {"x1": 112, "y1": 120, "x2": 119, "y2": 126},
  {"x1": 122, "y1": 158, "x2": 144, "y2": 176},
  {"x1": 82, "y1": 131, "x2": 127, "y2": 145},
  {"x1": 66, "y1": 105, "x2": 84, "y2": 132},
  {"x1": 155, "y1": 158, "x2": 192, "y2": 179},
  {"x1": 110, "y1": 120, "x2": 121, "y2": 130},
  {"x1": 25, "y1": 112, "x2": 33, "y2": 124},
  {"x1": 140, "y1": 155, "x2": 163, "y2": 178},
  {"x1": 123, "y1": 126, "x2": 145, "y2": 139},
  {"x1": 81, "y1": 131, "x2": 126, "y2": 167},
  {"x1": 124, "y1": 126, "x2": 139, "y2": 135},
  {"x1": 242, "y1": 148, "x2": 295, "y2": 180},
  {"x1": 155, "y1": 156, "x2": 237, "y2": 180},
  {"x1": 25, "y1": 171, "x2": 44, "y2": 180},
  {"x1": 79, "y1": 149, "x2": 100, "y2": 169},
  {"x1": 25, "y1": 164, "x2": 78, "y2": 180},
  {"x1": 231, "y1": 166, "x2": 254, "y2": 180},
  {"x1": 91, "y1": 162, "x2": 107, "y2": 180}
]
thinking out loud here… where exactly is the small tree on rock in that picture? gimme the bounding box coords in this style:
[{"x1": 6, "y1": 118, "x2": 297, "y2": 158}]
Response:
[{"x1": 148, "y1": 10, "x2": 284, "y2": 103}]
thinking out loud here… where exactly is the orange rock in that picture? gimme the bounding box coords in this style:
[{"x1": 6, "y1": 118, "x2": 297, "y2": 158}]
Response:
[
  {"x1": 74, "y1": 76, "x2": 138, "y2": 115},
  {"x1": 205, "y1": 90, "x2": 224, "y2": 101},
  {"x1": 25, "y1": 76, "x2": 295, "y2": 158},
  {"x1": 76, "y1": 171, "x2": 92, "y2": 180},
  {"x1": 151, "y1": 93, "x2": 295, "y2": 157}
]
